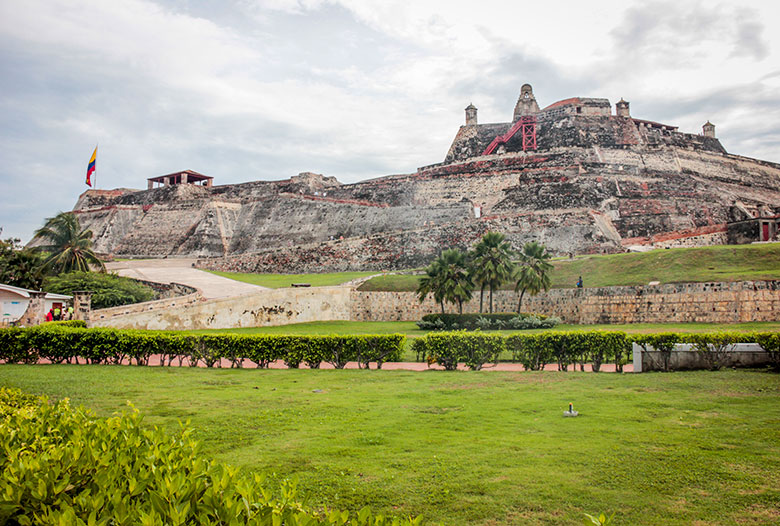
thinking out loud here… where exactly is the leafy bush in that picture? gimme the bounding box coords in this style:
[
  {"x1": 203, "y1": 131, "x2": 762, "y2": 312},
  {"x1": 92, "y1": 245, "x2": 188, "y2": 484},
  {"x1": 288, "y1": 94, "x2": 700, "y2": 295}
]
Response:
[
  {"x1": 421, "y1": 332, "x2": 506, "y2": 370},
  {"x1": 0, "y1": 327, "x2": 406, "y2": 370},
  {"x1": 631, "y1": 332, "x2": 767, "y2": 372},
  {"x1": 416, "y1": 312, "x2": 552, "y2": 331},
  {"x1": 0, "y1": 387, "x2": 419, "y2": 526},
  {"x1": 44, "y1": 271, "x2": 156, "y2": 309},
  {"x1": 753, "y1": 332, "x2": 780, "y2": 371}
]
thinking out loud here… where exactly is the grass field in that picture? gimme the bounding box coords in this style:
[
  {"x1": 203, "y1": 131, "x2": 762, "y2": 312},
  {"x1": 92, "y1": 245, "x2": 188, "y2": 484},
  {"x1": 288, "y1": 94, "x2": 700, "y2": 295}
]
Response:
[
  {"x1": 1, "y1": 366, "x2": 778, "y2": 525},
  {"x1": 357, "y1": 243, "x2": 780, "y2": 291},
  {"x1": 188, "y1": 320, "x2": 780, "y2": 337},
  {"x1": 206, "y1": 270, "x2": 378, "y2": 288}
]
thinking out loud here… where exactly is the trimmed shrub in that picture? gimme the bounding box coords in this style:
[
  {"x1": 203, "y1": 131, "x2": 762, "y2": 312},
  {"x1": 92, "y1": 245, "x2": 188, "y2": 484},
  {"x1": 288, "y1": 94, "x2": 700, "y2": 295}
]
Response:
[
  {"x1": 417, "y1": 331, "x2": 506, "y2": 370},
  {"x1": 417, "y1": 312, "x2": 549, "y2": 331},
  {"x1": 754, "y1": 332, "x2": 780, "y2": 371},
  {"x1": 0, "y1": 387, "x2": 419, "y2": 525},
  {"x1": 0, "y1": 327, "x2": 407, "y2": 370}
]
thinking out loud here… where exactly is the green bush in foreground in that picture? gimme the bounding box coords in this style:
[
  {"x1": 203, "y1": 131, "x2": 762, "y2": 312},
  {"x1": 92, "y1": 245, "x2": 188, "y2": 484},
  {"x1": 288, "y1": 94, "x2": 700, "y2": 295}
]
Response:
[{"x1": 0, "y1": 387, "x2": 419, "y2": 526}]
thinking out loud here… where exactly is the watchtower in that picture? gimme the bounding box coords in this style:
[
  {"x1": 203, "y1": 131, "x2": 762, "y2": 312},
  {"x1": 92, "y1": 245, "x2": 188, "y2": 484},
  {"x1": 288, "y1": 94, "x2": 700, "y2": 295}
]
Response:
[
  {"x1": 513, "y1": 84, "x2": 540, "y2": 121},
  {"x1": 702, "y1": 121, "x2": 716, "y2": 138},
  {"x1": 465, "y1": 103, "x2": 478, "y2": 125},
  {"x1": 616, "y1": 98, "x2": 630, "y2": 118}
]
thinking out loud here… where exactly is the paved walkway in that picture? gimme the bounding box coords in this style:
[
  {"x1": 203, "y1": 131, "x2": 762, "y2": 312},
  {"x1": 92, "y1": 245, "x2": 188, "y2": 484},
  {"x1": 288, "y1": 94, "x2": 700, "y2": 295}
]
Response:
[
  {"x1": 106, "y1": 258, "x2": 267, "y2": 300},
  {"x1": 37, "y1": 355, "x2": 634, "y2": 372}
]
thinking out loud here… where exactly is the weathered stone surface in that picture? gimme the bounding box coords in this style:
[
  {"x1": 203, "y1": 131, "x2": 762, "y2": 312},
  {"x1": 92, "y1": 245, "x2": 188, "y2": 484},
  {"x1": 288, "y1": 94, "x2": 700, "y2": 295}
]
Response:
[
  {"x1": 90, "y1": 280, "x2": 779, "y2": 330},
  {"x1": 351, "y1": 280, "x2": 780, "y2": 325},
  {"x1": 65, "y1": 88, "x2": 780, "y2": 272}
]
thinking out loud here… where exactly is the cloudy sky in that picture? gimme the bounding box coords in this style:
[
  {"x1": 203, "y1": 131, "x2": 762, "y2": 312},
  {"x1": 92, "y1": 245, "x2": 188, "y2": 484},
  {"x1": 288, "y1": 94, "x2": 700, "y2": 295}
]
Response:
[{"x1": 1, "y1": 0, "x2": 779, "y2": 242}]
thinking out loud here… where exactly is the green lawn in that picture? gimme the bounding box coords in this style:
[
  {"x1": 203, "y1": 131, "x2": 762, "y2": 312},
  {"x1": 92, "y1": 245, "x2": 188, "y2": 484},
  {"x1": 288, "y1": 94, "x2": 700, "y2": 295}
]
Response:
[
  {"x1": 206, "y1": 270, "x2": 379, "y2": 288},
  {"x1": 2, "y1": 366, "x2": 778, "y2": 525},
  {"x1": 189, "y1": 320, "x2": 780, "y2": 337},
  {"x1": 358, "y1": 243, "x2": 780, "y2": 291}
]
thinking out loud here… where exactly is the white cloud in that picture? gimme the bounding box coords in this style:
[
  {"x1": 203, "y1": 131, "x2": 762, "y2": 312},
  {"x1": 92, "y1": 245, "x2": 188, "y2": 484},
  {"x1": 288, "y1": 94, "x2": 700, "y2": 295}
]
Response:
[{"x1": 1, "y1": 0, "x2": 779, "y2": 242}]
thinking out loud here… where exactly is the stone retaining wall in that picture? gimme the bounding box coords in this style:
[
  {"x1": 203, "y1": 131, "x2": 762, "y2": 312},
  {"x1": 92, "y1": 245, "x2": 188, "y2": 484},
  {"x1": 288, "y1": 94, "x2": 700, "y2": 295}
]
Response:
[
  {"x1": 351, "y1": 280, "x2": 780, "y2": 324},
  {"x1": 90, "y1": 290, "x2": 203, "y2": 326},
  {"x1": 90, "y1": 286, "x2": 351, "y2": 330},
  {"x1": 633, "y1": 343, "x2": 772, "y2": 372}
]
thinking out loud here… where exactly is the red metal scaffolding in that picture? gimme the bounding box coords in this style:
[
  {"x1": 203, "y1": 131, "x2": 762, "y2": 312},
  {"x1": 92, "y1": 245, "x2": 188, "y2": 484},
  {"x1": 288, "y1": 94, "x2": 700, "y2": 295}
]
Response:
[{"x1": 482, "y1": 115, "x2": 537, "y2": 155}]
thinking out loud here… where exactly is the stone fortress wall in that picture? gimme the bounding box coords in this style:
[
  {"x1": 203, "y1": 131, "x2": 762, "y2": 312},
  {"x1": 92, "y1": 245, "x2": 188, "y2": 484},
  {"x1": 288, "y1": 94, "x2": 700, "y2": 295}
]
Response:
[
  {"x1": 64, "y1": 85, "x2": 780, "y2": 273},
  {"x1": 88, "y1": 279, "x2": 780, "y2": 330},
  {"x1": 351, "y1": 280, "x2": 780, "y2": 325}
]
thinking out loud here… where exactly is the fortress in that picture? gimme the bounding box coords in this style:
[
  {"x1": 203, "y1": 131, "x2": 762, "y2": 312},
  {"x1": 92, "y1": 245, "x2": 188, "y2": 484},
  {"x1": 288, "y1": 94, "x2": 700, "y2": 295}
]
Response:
[{"x1": 70, "y1": 85, "x2": 780, "y2": 273}]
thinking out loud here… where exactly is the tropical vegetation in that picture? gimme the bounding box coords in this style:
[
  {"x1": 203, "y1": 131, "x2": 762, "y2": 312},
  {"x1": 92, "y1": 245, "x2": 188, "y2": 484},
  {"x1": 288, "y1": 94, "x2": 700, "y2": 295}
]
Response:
[
  {"x1": 31, "y1": 212, "x2": 105, "y2": 274},
  {"x1": 0, "y1": 237, "x2": 46, "y2": 290},
  {"x1": 416, "y1": 232, "x2": 553, "y2": 315},
  {"x1": 44, "y1": 271, "x2": 156, "y2": 309}
]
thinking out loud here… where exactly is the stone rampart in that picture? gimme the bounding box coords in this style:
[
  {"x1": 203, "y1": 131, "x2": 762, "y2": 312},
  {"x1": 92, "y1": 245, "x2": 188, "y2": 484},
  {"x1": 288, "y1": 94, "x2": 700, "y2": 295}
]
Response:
[
  {"x1": 196, "y1": 209, "x2": 618, "y2": 274},
  {"x1": 351, "y1": 280, "x2": 780, "y2": 324}
]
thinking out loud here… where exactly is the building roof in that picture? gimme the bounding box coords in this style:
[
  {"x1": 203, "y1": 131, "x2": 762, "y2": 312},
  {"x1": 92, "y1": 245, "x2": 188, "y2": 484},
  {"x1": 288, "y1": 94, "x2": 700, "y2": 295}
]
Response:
[
  {"x1": 0, "y1": 283, "x2": 72, "y2": 300},
  {"x1": 148, "y1": 170, "x2": 213, "y2": 183}
]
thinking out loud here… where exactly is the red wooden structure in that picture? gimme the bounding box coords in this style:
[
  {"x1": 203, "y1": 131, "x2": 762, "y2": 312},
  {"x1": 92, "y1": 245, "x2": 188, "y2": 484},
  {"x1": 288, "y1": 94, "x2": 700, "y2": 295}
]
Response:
[{"x1": 482, "y1": 115, "x2": 538, "y2": 156}]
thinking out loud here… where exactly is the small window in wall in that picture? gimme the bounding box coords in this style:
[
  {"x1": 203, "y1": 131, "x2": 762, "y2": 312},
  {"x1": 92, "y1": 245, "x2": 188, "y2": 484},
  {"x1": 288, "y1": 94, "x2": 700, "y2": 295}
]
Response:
[{"x1": 576, "y1": 107, "x2": 582, "y2": 114}]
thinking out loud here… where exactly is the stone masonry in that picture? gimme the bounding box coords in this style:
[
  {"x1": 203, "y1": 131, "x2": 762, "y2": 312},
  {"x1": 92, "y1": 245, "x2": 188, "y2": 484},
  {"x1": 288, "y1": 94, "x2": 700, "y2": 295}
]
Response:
[{"x1": 61, "y1": 84, "x2": 780, "y2": 272}]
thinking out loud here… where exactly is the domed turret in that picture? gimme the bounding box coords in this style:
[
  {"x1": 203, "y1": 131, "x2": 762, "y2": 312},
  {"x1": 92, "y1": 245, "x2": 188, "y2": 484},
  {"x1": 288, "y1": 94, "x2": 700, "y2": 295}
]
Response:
[
  {"x1": 513, "y1": 84, "x2": 540, "y2": 121},
  {"x1": 465, "y1": 103, "x2": 478, "y2": 125},
  {"x1": 702, "y1": 121, "x2": 716, "y2": 138}
]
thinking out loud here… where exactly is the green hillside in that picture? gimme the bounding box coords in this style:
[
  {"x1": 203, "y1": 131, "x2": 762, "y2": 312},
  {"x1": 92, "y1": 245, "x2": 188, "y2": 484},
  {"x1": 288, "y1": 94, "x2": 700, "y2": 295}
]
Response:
[{"x1": 358, "y1": 243, "x2": 780, "y2": 291}]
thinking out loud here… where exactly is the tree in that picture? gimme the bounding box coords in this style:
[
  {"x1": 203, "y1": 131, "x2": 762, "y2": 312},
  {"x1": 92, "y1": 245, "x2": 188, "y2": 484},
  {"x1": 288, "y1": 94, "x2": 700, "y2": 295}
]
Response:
[
  {"x1": 417, "y1": 259, "x2": 447, "y2": 313},
  {"x1": 31, "y1": 212, "x2": 105, "y2": 274},
  {"x1": 0, "y1": 237, "x2": 47, "y2": 289},
  {"x1": 417, "y1": 249, "x2": 474, "y2": 314},
  {"x1": 514, "y1": 241, "x2": 553, "y2": 313},
  {"x1": 469, "y1": 232, "x2": 516, "y2": 313},
  {"x1": 436, "y1": 249, "x2": 473, "y2": 314},
  {"x1": 44, "y1": 271, "x2": 155, "y2": 309}
]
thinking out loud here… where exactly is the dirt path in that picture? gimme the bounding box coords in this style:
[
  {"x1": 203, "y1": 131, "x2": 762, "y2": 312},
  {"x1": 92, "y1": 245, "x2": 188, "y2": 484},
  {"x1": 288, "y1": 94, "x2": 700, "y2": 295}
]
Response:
[{"x1": 106, "y1": 259, "x2": 267, "y2": 300}]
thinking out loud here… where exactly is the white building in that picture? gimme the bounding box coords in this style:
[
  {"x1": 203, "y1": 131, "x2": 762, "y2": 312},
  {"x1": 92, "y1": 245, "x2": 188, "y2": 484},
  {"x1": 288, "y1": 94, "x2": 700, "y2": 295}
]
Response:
[{"x1": 0, "y1": 283, "x2": 72, "y2": 326}]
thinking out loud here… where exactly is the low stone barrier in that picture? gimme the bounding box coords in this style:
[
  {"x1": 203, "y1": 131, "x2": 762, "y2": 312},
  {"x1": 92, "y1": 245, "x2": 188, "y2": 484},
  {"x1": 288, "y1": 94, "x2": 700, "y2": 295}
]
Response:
[
  {"x1": 90, "y1": 289, "x2": 203, "y2": 326},
  {"x1": 632, "y1": 343, "x2": 771, "y2": 372},
  {"x1": 351, "y1": 280, "x2": 780, "y2": 324}
]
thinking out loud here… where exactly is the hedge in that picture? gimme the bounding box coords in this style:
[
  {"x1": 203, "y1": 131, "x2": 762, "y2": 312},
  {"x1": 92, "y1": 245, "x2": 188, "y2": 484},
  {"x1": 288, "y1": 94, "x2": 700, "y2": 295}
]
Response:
[
  {"x1": 0, "y1": 326, "x2": 405, "y2": 369},
  {"x1": 412, "y1": 331, "x2": 779, "y2": 372},
  {"x1": 632, "y1": 331, "x2": 780, "y2": 371},
  {"x1": 417, "y1": 312, "x2": 557, "y2": 331},
  {"x1": 0, "y1": 387, "x2": 420, "y2": 525}
]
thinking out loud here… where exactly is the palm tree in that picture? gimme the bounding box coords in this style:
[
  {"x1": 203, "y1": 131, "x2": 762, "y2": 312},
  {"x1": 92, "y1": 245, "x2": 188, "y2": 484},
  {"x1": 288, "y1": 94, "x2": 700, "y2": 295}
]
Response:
[
  {"x1": 437, "y1": 249, "x2": 473, "y2": 314},
  {"x1": 417, "y1": 249, "x2": 473, "y2": 314},
  {"x1": 417, "y1": 259, "x2": 446, "y2": 313},
  {"x1": 469, "y1": 232, "x2": 516, "y2": 313},
  {"x1": 32, "y1": 212, "x2": 105, "y2": 274},
  {"x1": 514, "y1": 241, "x2": 553, "y2": 313}
]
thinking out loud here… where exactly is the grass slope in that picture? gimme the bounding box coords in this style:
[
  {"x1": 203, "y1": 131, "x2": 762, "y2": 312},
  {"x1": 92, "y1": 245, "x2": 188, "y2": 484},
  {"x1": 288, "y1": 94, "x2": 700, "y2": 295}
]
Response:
[
  {"x1": 1, "y1": 366, "x2": 778, "y2": 525},
  {"x1": 358, "y1": 243, "x2": 780, "y2": 291},
  {"x1": 206, "y1": 270, "x2": 378, "y2": 288}
]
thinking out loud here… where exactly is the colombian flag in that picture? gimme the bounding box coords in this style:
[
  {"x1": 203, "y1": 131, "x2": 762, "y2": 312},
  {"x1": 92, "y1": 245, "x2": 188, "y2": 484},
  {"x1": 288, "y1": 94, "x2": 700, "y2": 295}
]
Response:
[{"x1": 86, "y1": 146, "x2": 97, "y2": 187}]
